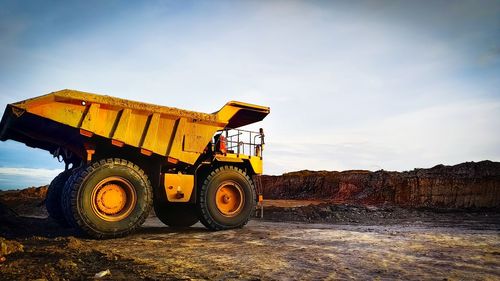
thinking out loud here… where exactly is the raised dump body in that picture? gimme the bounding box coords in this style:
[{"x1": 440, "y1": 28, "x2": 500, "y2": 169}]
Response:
[
  {"x1": 0, "y1": 89, "x2": 269, "y2": 165},
  {"x1": 0, "y1": 89, "x2": 270, "y2": 238}
]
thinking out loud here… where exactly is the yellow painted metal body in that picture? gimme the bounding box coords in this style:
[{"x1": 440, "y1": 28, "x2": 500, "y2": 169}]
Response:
[
  {"x1": 163, "y1": 173, "x2": 195, "y2": 202},
  {"x1": 3, "y1": 89, "x2": 269, "y2": 166},
  {"x1": 215, "y1": 153, "x2": 263, "y2": 174},
  {"x1": 164, "y1": 154, "x2": 262, "y2": 202}
]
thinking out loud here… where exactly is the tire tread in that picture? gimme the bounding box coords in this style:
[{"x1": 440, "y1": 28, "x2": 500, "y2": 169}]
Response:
[
  {"x1": 197, "y1": 166, "x2": 256, "y2": 230},
  {"x1": 46, "y1": 169, "x2": 72, "y2": 226},
  {"x1": 61, "y1": 158, "x2": 152, "y2": 239}
]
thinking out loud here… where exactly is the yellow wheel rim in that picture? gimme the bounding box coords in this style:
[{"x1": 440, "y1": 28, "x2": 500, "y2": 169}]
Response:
[
  {"x1": 91, "y1": 176, "x2": 137, "y2": 222},
  {"x1": 215, "y1": 181, "x2": 244, "y2": 217}
]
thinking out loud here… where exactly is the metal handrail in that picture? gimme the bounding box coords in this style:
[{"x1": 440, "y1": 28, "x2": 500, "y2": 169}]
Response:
[{"x1": 216, "y1": 128, "x2": 264, "y2": 157}]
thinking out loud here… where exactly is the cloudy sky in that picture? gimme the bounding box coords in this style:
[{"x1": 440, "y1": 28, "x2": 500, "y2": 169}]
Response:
[{"x1": 0, "y1": 0, "x2": 499, "y2": 189}]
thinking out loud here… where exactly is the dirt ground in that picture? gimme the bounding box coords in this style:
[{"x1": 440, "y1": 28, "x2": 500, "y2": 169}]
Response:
[{"x1": 1, "y1": 196, "x2": 499, "y2": 280}]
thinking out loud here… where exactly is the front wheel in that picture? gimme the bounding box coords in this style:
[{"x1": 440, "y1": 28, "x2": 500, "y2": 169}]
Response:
[
  {"x1": 197, "y1": 166, "x2": 256, "y2": 230},
  {"x1": 61, "y1": 158, "x2": 153, "y2": 239}
]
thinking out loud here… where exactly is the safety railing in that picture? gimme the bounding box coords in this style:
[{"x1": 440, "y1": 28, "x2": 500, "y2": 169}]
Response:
[{"x1": 216, "y1": 128, "x2": 265, "y2": 157}]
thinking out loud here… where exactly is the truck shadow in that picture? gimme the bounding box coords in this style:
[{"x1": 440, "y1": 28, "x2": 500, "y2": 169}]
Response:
[
  {"x1": 1, "y1": 214, "x2": 209, "y2": 239},
  {"x1": 134, "y1": 225, "x2": 208, "y2": 236},
  {"x1": 0, "y1": 215, "x2": 76, "y2": 239}
]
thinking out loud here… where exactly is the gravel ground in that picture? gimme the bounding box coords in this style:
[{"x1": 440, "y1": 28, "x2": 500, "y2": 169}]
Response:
[{"x1": 1, "y1": 200, "x2": 499, "y2": 280}]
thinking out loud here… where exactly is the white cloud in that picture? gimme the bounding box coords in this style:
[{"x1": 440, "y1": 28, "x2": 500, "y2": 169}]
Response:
[
  {"x1": 265, "y1": 99, "x2": 500, "y2": 174},
  {"x1": 0, "y1": 167, "x2": 63, "y2": 182},
  {"x1": 0, "y1": 1, "x2": 498, "y2": 178},
  {"x1": 0, "y1": 167, "x2": 62, "y2": 176}
]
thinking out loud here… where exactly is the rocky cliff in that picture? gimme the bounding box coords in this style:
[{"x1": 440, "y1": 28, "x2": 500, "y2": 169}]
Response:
[{"x1": 261, "y1": 161, "x2": 500, "y2": 208}]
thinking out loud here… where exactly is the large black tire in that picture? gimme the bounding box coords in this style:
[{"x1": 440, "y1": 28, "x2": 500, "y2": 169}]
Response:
[
  {"x1": 61, "y1": 167, "x2": 83, "y2": 229},
  {"x1": 61, "y1": 158, "x2": 153, "y2": 239},
  {"x1": 46, "y1": 169, "x2": 73, "y2": 226},
  {"x1": 197, "y1": 166, "x2": 256, "y2": 230},
  {"x1": 154, "y1": 202, "x2": 199, "y2": 227}
]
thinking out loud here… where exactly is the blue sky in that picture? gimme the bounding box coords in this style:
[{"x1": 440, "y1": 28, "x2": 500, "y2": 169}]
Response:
[{"x1": 0, "y1": 0, "x2": 499, "y2": 189}]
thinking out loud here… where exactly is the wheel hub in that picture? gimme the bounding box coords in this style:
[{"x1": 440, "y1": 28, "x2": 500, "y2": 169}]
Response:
[
  {"x1": 215, "y1": 181, "x2": 244, "y2": 217},
  {"x1": 96, "y1": 184, "x2": 126, "y2": 215},
  {"x1": 91, "y1": 176, "x2": 137, "y2": 222}
]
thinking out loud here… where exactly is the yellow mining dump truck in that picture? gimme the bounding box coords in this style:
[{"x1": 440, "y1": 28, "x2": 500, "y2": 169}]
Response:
[{"x1": 0, "y1": 89, "x2": 270, "y2": 238}]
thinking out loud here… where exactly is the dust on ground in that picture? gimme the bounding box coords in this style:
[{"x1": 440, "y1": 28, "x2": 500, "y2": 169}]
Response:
[{"x1": 1, "y1": 195, "x2": 499, "y2": 280}]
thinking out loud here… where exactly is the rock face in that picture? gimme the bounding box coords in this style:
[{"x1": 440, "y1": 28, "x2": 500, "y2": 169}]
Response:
[{"x1": 261, "y1": 161, "x2": 500, "y2": 209}]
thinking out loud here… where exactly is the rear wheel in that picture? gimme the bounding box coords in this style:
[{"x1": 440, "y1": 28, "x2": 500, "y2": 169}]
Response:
[
  {"x1": 61, "y1": 158, "x2": 152, "y2": 238},
  {"x1": 154, "y1": 202, "x2": 199, "y2": 227},
  {"x1": 46, "y1": 170, "x2": 73, "y2": 226},
  {"x1": 197, "y1": 166, "x2": 256, "y2": 230}
]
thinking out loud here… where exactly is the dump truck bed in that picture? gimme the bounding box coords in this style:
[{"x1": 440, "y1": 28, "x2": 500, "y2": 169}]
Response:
[{"x1": 0, "y1": 89, "x2": 269, "y2": 165}]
